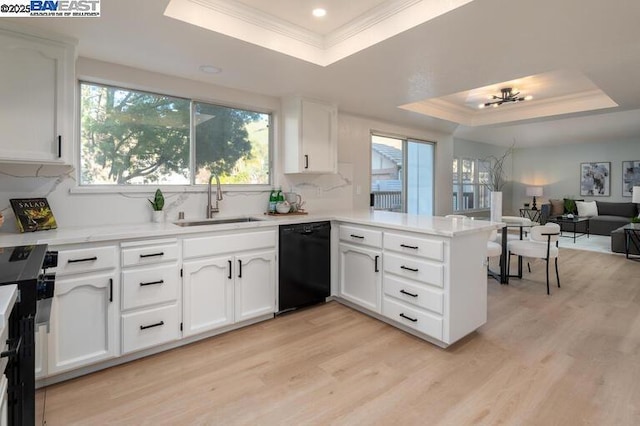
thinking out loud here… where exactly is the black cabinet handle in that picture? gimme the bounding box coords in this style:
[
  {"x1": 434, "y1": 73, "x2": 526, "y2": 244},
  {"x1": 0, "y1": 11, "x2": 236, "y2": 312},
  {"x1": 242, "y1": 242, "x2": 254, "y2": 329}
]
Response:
[
  {"x1": 350, "y1": 234, "x2": 365, "y2": 239},
  {"x1": 68, "y1": 256, "x2": 97, "y2": 263},
  {"x1": 140, "y1": 280, "x2": 164, "y2": 287},
  {"x1": 304, "y1": 154, "x2": 309, "y2": 169},
  {"x1": 400, "y1": 289, "x2": 418, "y2": 298},
  {"x1": 228, "y1": 260, "x2": 232, "y2": 279},
  {"x1": 400, "y1": 265, "x2": 419, "y2": 272},
  {"x1": 374, "y1": 255, "x2": 379, "y2": 272},
  {"x1": 140, "y1": 321, "x2": 164, "y2": 330},
  {"x1": 109, "y1": 278, "x2": 113, "y2": 302},
  {"x1": 238, "y1": 259, "x2": 242, "y2": 278},
  {"x1": 0, "y1": 336, "x2": 21, "y2": 359},
  {"x1": 57, "y1": 135, "x2": 62, "y2": 158},
  {"x1": 399, "y1": 313, "x2": 418, "y2": 323},
  {"x1": 140, "y1": 252, "x2": 164, "y2": 258},
  {"x1": 400, "y1": 244, "x2": 419, "y2": 250}
]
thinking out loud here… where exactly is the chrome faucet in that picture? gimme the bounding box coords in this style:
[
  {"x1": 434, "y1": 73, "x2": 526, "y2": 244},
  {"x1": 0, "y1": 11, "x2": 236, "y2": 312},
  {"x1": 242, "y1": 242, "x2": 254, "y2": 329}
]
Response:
[{"x1": 207, "y1": 174, "x2": 223, "y2": 218}]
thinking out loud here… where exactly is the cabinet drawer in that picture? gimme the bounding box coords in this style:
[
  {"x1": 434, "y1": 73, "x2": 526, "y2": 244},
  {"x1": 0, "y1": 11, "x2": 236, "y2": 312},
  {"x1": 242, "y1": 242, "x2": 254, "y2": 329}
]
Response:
[
  {"x1": 121, "y1": 264, "x2": 180, "y2": 311},
  {"x1": 339, "y1": 225, "x2": 382, "y2": 248},
  {"x1": 384, "y1": 253, "x2": 444, "y2": 288},
  {"x1": 382, "y1": 296, "x2": 443, "y2": 340},
  {"x1": 183, "y1": 230, "x2": 276, "y2": 259},
  {"x1": 55, "y1": 246, "x2": 117, "y2": 276},
  {"x1": 121, "y1": 303, "x2": 181, "y2": 354},
  {"x1": 383, "y1": 275, "x2": 443, "y2": 314},
  {"x1": 122, "y1": 241, "x2": 178, "y2": 267},
  {"x1": 384, "y1": 232, "x2": 444, "y2": 261}
]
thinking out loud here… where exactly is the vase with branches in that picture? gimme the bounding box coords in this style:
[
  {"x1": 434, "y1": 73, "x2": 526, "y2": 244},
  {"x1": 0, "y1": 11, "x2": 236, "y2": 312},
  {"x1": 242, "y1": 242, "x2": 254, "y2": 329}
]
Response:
[{"x1": 482, "y1": 144, "x2": 514, "y2": 222}]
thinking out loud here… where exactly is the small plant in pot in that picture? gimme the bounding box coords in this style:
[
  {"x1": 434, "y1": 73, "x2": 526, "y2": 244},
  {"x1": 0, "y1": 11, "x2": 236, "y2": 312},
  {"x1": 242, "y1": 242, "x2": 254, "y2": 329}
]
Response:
[
  {"x1": 631, "y1": 216, "x2": 640, "y2": 224},
  {"x1": 148, "y1": 189, "x2": 165, "y2": 223}
]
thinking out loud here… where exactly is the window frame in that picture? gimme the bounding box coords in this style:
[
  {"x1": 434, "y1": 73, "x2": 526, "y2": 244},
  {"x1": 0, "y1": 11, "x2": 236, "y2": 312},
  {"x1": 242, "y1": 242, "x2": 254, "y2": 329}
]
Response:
[
  {"x1": 452, "y1": 157, "x2": 491, "y2": 213},
  {"x1": 74, "y1": 80, "x2": 274, "y2": 193}
]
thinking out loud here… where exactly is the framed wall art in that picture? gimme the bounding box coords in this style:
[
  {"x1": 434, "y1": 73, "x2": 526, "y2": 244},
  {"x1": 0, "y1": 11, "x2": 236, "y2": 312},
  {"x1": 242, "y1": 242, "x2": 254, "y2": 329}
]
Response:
[
  {"x1": 580, "y1": 162, "x2": 610, "y2": 197},
  {"x1": 622, "y1": 160, "x2": 640, "y2": 197}
]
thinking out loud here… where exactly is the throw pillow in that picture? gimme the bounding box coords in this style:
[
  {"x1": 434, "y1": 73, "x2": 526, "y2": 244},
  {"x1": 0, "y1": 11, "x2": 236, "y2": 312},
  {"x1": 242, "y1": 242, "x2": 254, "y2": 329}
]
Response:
[
  {"x1": 549, "y1": 199, "x2": 564, "y2": 216},
  {"x1": 576, "y1": 200, "x2": 598, "y2": 217}
]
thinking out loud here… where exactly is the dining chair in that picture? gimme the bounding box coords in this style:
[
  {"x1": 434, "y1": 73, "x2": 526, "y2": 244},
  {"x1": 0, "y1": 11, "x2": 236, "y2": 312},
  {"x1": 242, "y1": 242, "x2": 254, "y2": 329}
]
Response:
[{"x1": 507, "y1": 223, "x2": 561, "y2": 295}]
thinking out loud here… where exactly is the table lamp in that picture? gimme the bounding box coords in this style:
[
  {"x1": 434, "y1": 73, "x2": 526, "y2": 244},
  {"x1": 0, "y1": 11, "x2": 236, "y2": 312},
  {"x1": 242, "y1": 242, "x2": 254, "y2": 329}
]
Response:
[
  {"x1": 633, "y1": 186, "x2": 640, "y2": 204},
  {"x1": 526, "y1": 186, "x2": 543, "y2": 210}
]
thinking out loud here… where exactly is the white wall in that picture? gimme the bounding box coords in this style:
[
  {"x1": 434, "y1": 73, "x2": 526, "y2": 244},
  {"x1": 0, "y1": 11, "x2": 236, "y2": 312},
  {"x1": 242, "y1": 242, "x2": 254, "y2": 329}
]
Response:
[
  {"x1": 0, "y1": 58, "x2": 455, "y2": 234},
  {"x1": 511, "y1": 138, "x2": 640, "y2": 209}
]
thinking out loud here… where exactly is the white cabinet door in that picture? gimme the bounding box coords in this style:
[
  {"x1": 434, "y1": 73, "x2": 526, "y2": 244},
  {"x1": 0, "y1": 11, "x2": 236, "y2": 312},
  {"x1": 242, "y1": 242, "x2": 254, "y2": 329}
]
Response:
[
  {"x1": 339, "y1": 243, "x2": 382, "y2": 313},
  {"x1": 0, "y1": 28, "x2": 74, "y2": 164},
  {"x1": 235, "y1": 250, "x2": 276, "y2": 322},
  {"x1": 48, "y1": 273, "x2": 118, "y2": 374},
  {"x1": 300, "y1": 99, "x2": 337, "y2": 173},
  {"x1": 182, "y1": 256, "x2": 234, "y2": 337},
  {"x1": 283, "y1": 97, "x2": 337, "y2": 174}
]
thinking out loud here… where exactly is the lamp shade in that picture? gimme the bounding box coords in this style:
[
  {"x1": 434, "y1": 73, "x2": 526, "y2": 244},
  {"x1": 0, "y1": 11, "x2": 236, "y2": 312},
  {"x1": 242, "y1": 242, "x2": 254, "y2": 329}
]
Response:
[
  {"x1": 526, "y1": 186, "x2": 543, "y2": 197},
  {"x1": 633, "y1": 186, "x2": 640, "y2": 204}
]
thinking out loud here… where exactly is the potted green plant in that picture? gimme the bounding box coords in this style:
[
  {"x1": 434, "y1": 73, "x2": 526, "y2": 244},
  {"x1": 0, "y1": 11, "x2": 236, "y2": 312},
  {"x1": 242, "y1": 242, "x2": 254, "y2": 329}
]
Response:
[{"x1": 148, "y1": 189, "x2": 165, "y2": 223}]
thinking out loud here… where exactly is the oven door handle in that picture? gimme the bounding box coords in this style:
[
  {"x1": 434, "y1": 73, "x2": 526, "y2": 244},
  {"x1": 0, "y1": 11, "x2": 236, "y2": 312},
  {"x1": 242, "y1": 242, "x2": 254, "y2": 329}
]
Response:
[{"x1": 0, "y1": 336, "x2": 22, "y2": 359}]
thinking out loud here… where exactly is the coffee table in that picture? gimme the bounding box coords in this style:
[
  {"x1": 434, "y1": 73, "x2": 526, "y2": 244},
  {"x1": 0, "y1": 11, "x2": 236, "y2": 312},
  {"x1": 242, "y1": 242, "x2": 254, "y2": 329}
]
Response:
[{"x1": 547, "y1": 216, "x2": 590, "y2": 243}]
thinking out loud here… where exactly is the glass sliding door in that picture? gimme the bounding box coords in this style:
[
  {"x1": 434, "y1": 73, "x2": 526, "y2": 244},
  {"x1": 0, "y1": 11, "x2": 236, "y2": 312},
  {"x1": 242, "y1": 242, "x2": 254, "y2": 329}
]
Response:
[{"x1": 371, "y1": 134, "x2": 434, "y2": 215}]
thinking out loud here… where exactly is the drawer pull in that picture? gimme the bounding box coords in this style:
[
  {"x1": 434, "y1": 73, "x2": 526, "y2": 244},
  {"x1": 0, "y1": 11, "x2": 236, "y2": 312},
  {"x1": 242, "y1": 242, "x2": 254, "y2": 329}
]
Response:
[
  {"x1": 140, "y1": 321, "x2": 164, "y2": 330},
  {"x1": 399, "y1": 313, "x2": 418, "y2": 323},
  {"x1": 400, "y1": 289, "x2": 418, "y2": 298},
  {"x1": 350, "y1": 234, "x2": 365, "y2": 239},
  {"x1": 228, "y1": 260, "x2": 232, "y2": 279},
  {"x1": 374, "y1": 255, "x2": 379, "y2": 272},
  {"x1": 140, "y1": 280, "x2": 164, "y2": 287},
  {"x1": 140, "y1": 252, "x2": 164, "y2": 258},
  {"x1": 68, "y1": 256, "x2": 97, "y2": 263},
  {"x1": 400, "y1": 265, "x2": 419, "y2": 272},
  {"x1": 400, "y1": 244, "x2": 419, "y2": 250}
]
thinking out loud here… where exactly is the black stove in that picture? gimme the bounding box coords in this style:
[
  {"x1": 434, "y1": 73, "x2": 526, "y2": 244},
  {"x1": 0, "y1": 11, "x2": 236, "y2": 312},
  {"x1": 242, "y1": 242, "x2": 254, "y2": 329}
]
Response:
[{"x1": 0, "y1": 244, "x2": 56, "y2": 426}]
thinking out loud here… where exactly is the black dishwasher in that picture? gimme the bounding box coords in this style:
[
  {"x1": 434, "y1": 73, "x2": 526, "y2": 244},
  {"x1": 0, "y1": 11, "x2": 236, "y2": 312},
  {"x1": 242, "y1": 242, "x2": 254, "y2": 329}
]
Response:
[{"x1": 278, "y1": 222, "x2": 331, "y2": 313}]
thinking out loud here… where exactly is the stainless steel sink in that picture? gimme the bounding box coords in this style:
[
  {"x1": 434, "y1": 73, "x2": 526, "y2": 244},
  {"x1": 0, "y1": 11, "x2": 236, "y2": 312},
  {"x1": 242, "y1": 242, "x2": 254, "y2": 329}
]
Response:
[{"x1": 173, "y1": 217, "x2": 263, "y2": 227}]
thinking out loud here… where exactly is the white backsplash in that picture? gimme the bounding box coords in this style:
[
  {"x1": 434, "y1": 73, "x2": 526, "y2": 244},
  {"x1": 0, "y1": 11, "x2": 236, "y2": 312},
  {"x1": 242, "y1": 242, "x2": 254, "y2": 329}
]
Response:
[{"x1": 0, "y1": 162, "x2": 354, "y2": 234}]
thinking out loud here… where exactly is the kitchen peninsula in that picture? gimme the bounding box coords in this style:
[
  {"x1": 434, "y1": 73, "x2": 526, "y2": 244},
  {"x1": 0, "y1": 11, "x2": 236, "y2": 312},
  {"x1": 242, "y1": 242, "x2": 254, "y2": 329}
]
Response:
[{"x1": 0, "y1": 211, "x2": 499, "y2": 386}]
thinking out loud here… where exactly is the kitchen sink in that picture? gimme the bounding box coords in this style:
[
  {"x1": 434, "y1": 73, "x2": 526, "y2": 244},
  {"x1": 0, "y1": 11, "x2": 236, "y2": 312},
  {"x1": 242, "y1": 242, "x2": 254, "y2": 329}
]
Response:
[{"x1": 174, "y1": 217, "x2": 263, "y2": 227}]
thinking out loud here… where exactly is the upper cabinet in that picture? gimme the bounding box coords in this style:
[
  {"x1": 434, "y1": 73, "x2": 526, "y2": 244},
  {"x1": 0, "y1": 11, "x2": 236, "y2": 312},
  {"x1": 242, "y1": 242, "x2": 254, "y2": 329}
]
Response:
[
  {"x1": 283, "y1": 97, "x2": 337, "y2": 174},
  {"x1": 0, "y1": 25, "x2": 76, "y2": 165}
]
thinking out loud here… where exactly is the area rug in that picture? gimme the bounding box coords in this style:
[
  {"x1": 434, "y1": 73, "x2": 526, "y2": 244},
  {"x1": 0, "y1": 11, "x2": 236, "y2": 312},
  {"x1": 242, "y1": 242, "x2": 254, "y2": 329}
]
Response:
[{"x1": 556, "y1": 234, "x2": 615, "y2": 254}]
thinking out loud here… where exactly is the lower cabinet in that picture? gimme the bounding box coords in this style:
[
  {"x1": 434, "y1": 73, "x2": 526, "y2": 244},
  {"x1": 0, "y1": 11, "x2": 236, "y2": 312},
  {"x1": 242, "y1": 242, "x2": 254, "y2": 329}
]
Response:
[
  {"x1": 121, "y1": 303, "x2": 181, "y2": 354},
  {"x1": 182, "y1": 256, "x2": 234, "y2": 337},
  {"x1": 47, "y1": 273, "x2": 118, "y2": 375},
  {"x1": 35, "y1": 324, "x2": 48, "y2": 380},
  {"x1": 183, "y1": 249, "x2": 276, "y2": 337},
  {"x1": 338, "y1": 242, "x2": 382, "y2": 313}
]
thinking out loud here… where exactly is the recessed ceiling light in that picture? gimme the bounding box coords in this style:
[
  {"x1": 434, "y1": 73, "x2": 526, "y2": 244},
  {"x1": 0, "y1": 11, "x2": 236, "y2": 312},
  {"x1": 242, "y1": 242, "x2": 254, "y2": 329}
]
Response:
[
  {"x1": 312, "y1": 8, "x2": 327, "y2": 18},
  {"x1": 199, "y1": 65, "x2": 222, "y2": 74}
]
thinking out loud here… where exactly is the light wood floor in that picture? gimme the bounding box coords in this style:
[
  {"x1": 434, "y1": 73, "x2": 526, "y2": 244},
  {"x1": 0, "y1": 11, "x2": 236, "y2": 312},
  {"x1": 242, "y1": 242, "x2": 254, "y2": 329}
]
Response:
[{"x1": 37, "y1": 248, "x2": 640, "y2": 425}]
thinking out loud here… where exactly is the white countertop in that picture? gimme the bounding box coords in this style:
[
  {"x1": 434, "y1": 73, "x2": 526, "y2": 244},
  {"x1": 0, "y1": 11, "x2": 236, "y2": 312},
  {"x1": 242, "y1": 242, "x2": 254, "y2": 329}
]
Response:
[
  {"x1": 0, "y1": 285, "x2": 17, "y2": 331},
  {"x1": 0, "y1": 210, "x2": 501, "y2": 247}
]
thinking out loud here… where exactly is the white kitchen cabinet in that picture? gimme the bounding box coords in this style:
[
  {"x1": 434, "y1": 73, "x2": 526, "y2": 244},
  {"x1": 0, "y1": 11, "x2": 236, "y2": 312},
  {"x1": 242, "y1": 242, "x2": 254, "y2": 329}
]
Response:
[
  {"x1": 182, "y1": 255, "x2": 234, "y2": 337},
  {"x1": 47, "y1": 272, "x2": 118, "y2": 375},
  {"x1": 0, "y1": 25, "x2": 75, "y2": 164},
  {"x1": 283, "y1": 97, "x2": 337, "y2": 174},
  {"x1": 339, "y1": 243, "x2": 382, "y2": 313},
  {"x1": 182, "y1": 229, "x2": 277, "y2": 337},
  {"x1": 120, "y1": 239, "x2": 181, "y2": 354},
  {"x1": 235, "y1": 250, "x2": 276, "y2": 322}
]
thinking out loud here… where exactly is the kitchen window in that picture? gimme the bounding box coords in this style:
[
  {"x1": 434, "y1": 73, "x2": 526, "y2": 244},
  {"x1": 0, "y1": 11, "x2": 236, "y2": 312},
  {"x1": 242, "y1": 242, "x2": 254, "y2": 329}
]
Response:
[
  {"x1": 452, "y1": 157, "x2": 490, "y2": 212},
  {"x1": 79, "y1": 82, "x2": 271, "y2": 187}
]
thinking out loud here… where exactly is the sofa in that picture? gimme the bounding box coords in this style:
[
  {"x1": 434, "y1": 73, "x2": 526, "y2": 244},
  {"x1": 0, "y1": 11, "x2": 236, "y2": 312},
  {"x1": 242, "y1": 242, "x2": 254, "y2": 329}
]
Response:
[{"x1": 540, "y1": 200, "x2": 638, "y2": 236}]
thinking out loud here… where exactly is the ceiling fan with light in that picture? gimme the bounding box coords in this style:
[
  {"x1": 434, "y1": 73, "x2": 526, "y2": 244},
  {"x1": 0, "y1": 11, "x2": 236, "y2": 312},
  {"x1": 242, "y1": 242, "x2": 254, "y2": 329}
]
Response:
[{"x1": 479, "y1": 87, "x2": 533, "y2": 108}]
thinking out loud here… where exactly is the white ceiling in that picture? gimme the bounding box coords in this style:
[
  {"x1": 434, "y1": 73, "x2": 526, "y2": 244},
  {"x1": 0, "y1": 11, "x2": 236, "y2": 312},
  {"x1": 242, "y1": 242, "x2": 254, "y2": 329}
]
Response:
[{"x1": 6, "y1": 0, "x2": 640, "y2": 148}]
